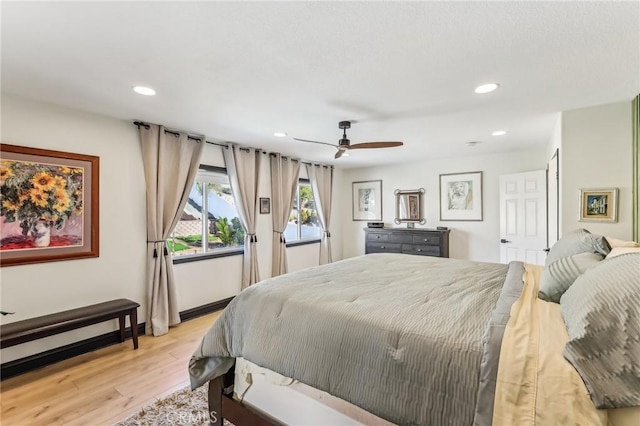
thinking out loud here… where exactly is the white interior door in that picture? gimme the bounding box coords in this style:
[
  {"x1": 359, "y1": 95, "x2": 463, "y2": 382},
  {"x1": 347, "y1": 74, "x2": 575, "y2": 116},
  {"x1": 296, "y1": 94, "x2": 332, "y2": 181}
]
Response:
[{"x1": 500, "y1": 170, "x2": 547, "y2": 265}]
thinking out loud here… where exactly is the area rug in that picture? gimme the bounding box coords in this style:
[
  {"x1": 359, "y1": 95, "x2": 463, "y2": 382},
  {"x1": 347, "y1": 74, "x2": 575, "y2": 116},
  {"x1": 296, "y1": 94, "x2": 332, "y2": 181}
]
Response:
[{"x1": 115, "y1": 385, "x2": 233, "y2": 426}]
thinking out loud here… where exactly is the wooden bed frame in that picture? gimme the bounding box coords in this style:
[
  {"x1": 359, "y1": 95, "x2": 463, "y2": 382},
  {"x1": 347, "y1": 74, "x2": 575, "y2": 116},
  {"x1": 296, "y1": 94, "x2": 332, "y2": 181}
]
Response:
[{"x1": 207, "y1": 363, "x2": 278, "y2": 426}]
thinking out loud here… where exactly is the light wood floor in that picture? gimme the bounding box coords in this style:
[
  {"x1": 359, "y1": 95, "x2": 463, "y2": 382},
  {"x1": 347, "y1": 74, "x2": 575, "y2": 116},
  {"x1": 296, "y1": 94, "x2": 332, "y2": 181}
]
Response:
[{"x1": 0, "y1": 311, "x2": 221, "y2": 426}]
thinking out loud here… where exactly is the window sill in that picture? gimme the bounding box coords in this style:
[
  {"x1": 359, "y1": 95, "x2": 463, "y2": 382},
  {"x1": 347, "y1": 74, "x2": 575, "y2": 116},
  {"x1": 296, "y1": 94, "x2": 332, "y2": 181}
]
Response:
[
  {"x1": 286, "y1": 238, "x2": 321, "y2": 248},
  {"x1": 172, "y1": 247, "x2": 244, "y2": 264}
]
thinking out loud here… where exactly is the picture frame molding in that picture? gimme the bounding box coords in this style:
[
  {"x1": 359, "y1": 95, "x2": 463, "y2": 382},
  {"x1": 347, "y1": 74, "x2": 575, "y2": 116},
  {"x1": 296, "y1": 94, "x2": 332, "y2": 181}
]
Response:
[
  {"x1": 578, "y1": 187, "x2": 619, "y2": 223},
  {"x1": 352, "y1": 180, "x2": 383, "y2": 221},
  {"x1": 439, "y1": 171, "x2": 483, "y2": 221},
  {"x1": 0, "y1": 143, "x2": 100, "y2": 266}
]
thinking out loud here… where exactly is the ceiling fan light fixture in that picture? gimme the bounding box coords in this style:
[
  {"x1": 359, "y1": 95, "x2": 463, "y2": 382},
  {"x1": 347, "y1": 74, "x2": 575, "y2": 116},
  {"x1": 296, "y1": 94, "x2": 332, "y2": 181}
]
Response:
[
  {"x1": 474, "y1": 83, "x2": 500, "y2": 94},
  {"x1": 133, "y1": 86, "x2": 156, "y2": 96},
  {"x1": 491, "y1": 130, "x2": 507, "y2": 136}
]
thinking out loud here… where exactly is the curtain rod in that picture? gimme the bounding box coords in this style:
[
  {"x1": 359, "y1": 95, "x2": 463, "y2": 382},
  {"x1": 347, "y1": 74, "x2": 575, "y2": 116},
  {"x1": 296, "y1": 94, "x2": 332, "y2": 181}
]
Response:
[
  {"x1": 134, "y1": 120, "x2": 267, "y2": 154},
  {"x1": 134, "y1": 121, "x2": 235, "y2": 149},
  {"x1": 268, "y1": 153, "x2": 332, "y2": 168},
  {"x1": 133, "y1": 120, "x2": 332, "y2": 168}
]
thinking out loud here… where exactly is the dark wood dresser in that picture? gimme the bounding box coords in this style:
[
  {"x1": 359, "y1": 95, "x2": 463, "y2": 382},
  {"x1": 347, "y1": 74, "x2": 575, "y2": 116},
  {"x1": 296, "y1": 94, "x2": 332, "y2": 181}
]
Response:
[{"x1": 364, "y1": 227, "x2": 450, "y2": 258}]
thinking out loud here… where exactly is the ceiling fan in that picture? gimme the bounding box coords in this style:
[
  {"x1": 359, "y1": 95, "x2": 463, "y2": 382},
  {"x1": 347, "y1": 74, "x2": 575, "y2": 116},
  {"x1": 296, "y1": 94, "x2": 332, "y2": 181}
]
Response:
[{"x1": 294, "y1": 121, "x2": 403, "y2": 159}]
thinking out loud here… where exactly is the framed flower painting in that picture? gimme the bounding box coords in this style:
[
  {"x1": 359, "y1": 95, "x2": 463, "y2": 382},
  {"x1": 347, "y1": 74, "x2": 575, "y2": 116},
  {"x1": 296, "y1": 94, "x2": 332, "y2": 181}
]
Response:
[{"x1": 0, "y1": 144, "x2": 99, "y2": 266}]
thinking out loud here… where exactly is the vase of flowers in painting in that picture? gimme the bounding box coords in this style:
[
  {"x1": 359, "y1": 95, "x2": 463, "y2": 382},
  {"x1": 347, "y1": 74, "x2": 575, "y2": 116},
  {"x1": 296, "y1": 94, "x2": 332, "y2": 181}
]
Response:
[{"x1": 32, "y1": 220, "x2": 52, "y2": 247}]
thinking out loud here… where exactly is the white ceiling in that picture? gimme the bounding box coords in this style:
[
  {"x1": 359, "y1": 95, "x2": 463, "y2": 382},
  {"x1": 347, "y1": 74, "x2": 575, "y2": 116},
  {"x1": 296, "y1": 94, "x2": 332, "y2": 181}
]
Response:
[{"x1": 2, "y1": 1, "x2": 639, "y2": 168}]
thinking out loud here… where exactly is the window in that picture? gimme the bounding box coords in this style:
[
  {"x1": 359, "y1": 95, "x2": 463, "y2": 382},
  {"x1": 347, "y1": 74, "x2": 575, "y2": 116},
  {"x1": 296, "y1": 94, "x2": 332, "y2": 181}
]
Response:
[
  {"x1": 285, "y1": 180, "x2": 321, "y2": 243},
  {"x1": 169, "y1": 166, "x2": 244, "y2": 259}
]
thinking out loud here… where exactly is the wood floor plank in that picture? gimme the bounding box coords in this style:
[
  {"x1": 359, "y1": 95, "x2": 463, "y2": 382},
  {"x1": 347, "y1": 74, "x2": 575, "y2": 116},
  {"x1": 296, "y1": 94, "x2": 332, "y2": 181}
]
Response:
[{"x1": 0, "y1": 311, "x2": 220, "y2": 425}]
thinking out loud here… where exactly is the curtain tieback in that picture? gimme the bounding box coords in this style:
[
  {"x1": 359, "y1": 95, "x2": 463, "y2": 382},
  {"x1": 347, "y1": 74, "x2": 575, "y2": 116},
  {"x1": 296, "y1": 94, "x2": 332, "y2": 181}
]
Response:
[
  {"x1": 273, "y1": 230, "x2": 286, "y2": 244},
  {"x1": 324, "y1": 231, "x2": 331, "y2": 238},
  {"x1": 147, "y1": 240, "x2": 168, "y2": 258},
  {"x1": 247, "y1": 233, "x2": 258, "y2": 243}
]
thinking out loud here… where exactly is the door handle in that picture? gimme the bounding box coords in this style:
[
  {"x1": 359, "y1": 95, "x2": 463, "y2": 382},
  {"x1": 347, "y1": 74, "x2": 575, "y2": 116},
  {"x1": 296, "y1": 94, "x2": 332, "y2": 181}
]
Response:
[
  {"x1": 500, "y1": 239, "x2": 511, "y2": 244},
  {"x1": 543, "y1": 248, "x2": 550, "y2": 253}
]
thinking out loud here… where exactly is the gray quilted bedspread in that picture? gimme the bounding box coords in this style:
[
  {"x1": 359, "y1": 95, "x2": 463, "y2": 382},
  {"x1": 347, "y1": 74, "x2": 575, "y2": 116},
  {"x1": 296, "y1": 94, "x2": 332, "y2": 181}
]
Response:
[{"x1": 189, "y1": 254, "x2": 509, "y2": 425}]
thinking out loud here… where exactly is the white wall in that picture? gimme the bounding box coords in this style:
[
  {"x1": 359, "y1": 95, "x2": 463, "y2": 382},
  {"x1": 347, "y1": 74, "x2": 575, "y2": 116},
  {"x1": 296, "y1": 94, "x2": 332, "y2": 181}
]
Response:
[
  {"x1": 1, "y1": 94, "x2": 342, "y2": 362},
  {"x1": 341, "y1": 149, "x2": 547, "y2": 262},
  {"x1": 1, "y1": 94, "x2": 147, "y2": 362},
  {"x1": 560, "y1": 100, "x2": 633, "y2": 240}
]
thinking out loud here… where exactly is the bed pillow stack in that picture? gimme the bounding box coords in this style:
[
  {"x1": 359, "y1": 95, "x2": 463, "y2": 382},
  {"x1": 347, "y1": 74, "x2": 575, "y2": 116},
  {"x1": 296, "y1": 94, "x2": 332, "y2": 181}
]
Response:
[
  {"x1": 538, "y1": 229, "x2": 610, "y2": 303},
  {"x1": 560, "y1": 252, "x2": 640, "y2": 408},
  {"x1": 605, "y1": 237, "x2": 640, "y2": 259}
]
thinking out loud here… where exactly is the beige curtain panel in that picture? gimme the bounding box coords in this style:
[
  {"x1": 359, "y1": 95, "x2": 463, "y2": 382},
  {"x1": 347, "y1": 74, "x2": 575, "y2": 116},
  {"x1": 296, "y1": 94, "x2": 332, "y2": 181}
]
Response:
[
  {"x1": 140, "y1": 124, "x2": 204, "y2": 336},
  {"x1": 223, "y1": 145, "x2": 261, "y2": 288},
  {"x1": 270, "y1": 153, "x2": 301, "y2": 277},
  {"x1": 306, "y1": 163, "x2": 333, "y2": 264}
]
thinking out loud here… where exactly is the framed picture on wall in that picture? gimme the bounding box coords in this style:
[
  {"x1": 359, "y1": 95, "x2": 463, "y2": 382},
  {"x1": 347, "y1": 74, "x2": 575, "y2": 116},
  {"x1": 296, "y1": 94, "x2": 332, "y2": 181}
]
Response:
[
  {"x1": 0, "y1": 144, "x2": 99, "y2": 266},
  {"x1": 579, "y1": 187, "x2": 618, "y2": 223},
  {"x1": 352, "y1": 180, "x2": 382, "y2": 221},
  {"x1": 259, "y1": 197, "x2": 270, "y2": 214},
  {"x1": 439, "y1": 171, "x2": 483, "y2": 221}
]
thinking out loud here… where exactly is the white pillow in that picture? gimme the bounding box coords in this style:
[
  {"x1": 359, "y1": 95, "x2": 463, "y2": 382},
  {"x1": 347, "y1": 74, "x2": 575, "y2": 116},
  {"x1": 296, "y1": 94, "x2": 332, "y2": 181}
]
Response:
[
  {"x1": 606, "y1": 246, "x2": 640, "y2": 259},
  {"x1": 605, "y1": 236, "x2": 640, "y2": 248}
]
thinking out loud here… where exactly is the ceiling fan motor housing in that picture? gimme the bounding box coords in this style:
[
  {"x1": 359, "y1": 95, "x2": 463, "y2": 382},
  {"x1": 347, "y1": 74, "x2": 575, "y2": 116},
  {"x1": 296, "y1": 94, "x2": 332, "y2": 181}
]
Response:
[{"x1": 338, "y1": 121, "x2": 351, "y2": 147}]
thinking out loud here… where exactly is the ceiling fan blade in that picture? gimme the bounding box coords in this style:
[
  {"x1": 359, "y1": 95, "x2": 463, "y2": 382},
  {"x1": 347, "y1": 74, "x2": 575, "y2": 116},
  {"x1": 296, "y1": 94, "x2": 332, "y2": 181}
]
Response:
[
  {"x1": 348, "y1": 141, "x2": 404, "y2": 150},
  {"x1": 293, "y1": 138, "x2": 338, "y2": 148},
  {"x1": 335, "y1": 149, "x2": 345, "y2": 159}
]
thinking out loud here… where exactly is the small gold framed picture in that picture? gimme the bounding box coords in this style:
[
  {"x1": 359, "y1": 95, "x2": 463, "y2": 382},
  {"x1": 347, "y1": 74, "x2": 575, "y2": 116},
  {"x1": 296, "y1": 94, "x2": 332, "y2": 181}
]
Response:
[{"x1": 579, "y1": 188, "x2": 618, "y2": 223}]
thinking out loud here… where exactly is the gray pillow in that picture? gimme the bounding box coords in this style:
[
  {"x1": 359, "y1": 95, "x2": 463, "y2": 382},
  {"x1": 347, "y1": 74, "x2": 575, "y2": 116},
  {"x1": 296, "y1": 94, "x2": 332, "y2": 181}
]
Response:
[
  {"x1": 560, "y1": 253, "x2": 640, "y2": 409},
  {"x1": 538, "y1": 252, "x2": 604, "y2": 302},
  {"x1": 545, "y1": 228, "x2": 610, "y2": 266}
]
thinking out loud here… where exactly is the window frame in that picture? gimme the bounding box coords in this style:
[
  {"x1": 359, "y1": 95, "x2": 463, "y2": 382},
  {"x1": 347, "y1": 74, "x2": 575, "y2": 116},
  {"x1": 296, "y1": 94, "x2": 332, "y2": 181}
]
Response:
[
  {"x1": 285, "y1": 178, "x2": 321, "y2": 247},
  {"x1": 172, "y1": 165, "x2": 244, "y2": 264}
]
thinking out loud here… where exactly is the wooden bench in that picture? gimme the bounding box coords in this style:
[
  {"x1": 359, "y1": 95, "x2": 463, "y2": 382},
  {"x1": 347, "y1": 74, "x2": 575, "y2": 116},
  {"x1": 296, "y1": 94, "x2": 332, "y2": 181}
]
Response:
[{"x1": 0, "y1": 299, "x2": 140, "y2": 350}]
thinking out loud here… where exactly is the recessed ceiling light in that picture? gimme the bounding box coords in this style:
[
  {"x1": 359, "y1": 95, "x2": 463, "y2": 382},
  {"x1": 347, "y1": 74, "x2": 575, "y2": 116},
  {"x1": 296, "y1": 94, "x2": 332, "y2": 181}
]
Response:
[
  {"x1": 474, "y1": 83, "x2": 500, "y2": 94},
  {"x1": 492, "y1": 130, "x2": 507, "y2": 136},
  {"x1": 133, "y1": 86, "x2": 156, "y2": 96},
  {"x1": 273, "y1": 132, "x2": 288, "y2": 137}
]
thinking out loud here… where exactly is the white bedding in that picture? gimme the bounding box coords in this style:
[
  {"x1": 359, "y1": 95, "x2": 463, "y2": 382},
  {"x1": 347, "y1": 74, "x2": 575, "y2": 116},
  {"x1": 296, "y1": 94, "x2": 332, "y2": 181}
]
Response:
[{"x1": 234, "y1": 357, "x2": 394, "y2": 426}]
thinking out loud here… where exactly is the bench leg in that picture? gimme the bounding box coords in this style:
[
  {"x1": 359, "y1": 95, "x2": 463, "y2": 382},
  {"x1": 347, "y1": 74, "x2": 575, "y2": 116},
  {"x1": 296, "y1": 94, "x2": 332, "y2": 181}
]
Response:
[
  {"x1": 119, "y1": 316, "x2": 126, "y2": 343},
  {"x1": 130, "y1": 308, "x2": 139, "y2": 350}
]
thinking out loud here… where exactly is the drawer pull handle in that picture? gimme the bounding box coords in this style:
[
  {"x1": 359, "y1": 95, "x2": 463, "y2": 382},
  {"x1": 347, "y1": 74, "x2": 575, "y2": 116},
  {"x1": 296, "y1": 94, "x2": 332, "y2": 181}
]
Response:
[
  {"x1": 381, "y1": 245, "x2": 386, "y2": 249},
  {"x1": 417, "y1": 248, "x2": 422, "y2": 252},
  {"x1": 377, "y1": 235, "x2": 381, "y2": 239},
  {"x1": 423, "y1": 239, "x2": 428, "y2": 242}
]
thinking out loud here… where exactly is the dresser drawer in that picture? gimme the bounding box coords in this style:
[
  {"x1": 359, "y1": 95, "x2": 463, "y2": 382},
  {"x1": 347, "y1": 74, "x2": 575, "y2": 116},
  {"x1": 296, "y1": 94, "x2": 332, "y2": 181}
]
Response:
[
  {"x1": 388, "y1": 233, "x2": 413, "y2": 243},
  {"x1": 402, "y1": 244, "x2": 441, "y2": 256},
  {"x1": 366, "y1": 242, "x2": 402, "y2": 253},
  {"x1": 366, "y1": 232, "x2": 389, "y2": 242},
  {"x1": 412, "y1": 235, "x2": 441, "y2": 245}
]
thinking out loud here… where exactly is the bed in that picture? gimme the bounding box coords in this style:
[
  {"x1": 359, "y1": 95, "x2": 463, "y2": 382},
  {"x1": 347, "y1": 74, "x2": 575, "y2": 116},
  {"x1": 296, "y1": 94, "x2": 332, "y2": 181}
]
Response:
[{"x1": 189, "y1": 238, "x2": 640, "y2": 425}]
